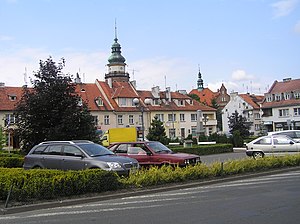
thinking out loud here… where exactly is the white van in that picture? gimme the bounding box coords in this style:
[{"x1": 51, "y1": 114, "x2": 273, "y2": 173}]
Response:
[{"x1": 268, "y1": 130, "x2": 300, "y2": 142}]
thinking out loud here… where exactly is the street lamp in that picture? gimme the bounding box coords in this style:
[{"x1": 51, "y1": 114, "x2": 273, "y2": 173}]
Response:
[{"x1": 133, "y1": 98, "x2": 151, "y2": 141}]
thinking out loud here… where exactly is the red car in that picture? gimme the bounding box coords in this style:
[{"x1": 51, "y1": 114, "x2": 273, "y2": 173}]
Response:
[{"x1": 108, "y1": 141, "x2": 201, "y2": 167}]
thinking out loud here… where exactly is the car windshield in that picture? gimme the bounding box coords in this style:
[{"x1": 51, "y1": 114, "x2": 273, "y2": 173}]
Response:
[
  {"x1": 146, "y1": 142, "x2": 173, "y2": 153},
  {"x1": 77, "y1": 143, "x2": 115, "y2": 157}
]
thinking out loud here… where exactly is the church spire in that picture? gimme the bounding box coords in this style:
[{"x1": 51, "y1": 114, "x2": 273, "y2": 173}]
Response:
[
  {"x1": 197, "y1": 65, "x2": 204, "y2": 91},
  {"x1": 105, "y1": 21, "x2": 129, "y2": 85}
]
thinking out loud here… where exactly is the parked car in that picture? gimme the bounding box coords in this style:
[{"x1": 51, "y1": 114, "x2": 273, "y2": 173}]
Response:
[
  {"x1": 267, "y1": 130, "x2": 300, "y2": 142},
  {"x1": 246, "y1": 135, "x2": 300, "y2": 159},
  {"x1": 108, "y1": 141, "x2": 201, "y2": 167},
  {"x1": 23, "y1": 140, "x2": 139, "y2": 176}
]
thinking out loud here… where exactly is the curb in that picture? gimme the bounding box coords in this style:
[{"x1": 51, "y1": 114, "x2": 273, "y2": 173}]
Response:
[{"x1": 1, "y1": 166, "x2": 300, "y2": 215}]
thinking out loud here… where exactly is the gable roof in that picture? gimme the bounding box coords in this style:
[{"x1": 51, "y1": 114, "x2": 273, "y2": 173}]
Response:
[
  {"x1": 239, "y1": 94, "x2": 264, "y2": 109},
  {"x1": 268, "y1": 79, "x2": 300, "y2": 93},
  {"x1": 189, "y1": 88, "x2": 216, "y2": 106}
]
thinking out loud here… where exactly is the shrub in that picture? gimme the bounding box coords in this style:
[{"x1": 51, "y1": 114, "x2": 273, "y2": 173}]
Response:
[{"x1": 171, "y1": 144, "x2": 233, "y2": 156}]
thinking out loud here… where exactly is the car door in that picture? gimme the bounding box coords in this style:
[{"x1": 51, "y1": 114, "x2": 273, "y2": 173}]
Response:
[
  {"x1": 272, "y1": 135, "x2": 300, "y2": 155},
  {"x1": 41, "y1": 145, "x2": 63, "y2": 169},
  {"x1": 61, "y1": 145, "x2": 86, "y2": 170},
  {"x1": 252, "y1": 136, "x2": 273, "y2": 156}
]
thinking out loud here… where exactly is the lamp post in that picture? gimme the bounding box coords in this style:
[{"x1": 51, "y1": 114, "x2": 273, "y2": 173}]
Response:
[{"x1": 133, "y1": 98, "x2": 151, "y2": 141}]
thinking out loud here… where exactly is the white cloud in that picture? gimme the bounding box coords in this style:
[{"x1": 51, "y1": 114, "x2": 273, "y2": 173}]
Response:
[
  {"x1": 271, "y1": 0, "x2": 298, "y2": 18},
  {"x1": 294, "y1": 20, "x2": 300, "y2": 33},
  {"x1": 231, "y1": 69, "x2": 254, "y2": 81}
]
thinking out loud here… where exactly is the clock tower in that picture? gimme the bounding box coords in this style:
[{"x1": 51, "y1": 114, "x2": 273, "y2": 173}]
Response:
[{"x1": 105, "y1": 25, "x2": 129, "y2": 86}]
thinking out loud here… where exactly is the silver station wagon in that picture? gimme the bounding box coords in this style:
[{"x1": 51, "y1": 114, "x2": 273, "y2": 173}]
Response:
[{"x1": 23, "y1": 140, "x2": 139, "y2": 176}]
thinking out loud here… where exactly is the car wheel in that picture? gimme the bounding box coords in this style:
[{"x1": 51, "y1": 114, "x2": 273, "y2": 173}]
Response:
[{"x1": 253, "y1": 151, "x2": 264, "y2": 159}]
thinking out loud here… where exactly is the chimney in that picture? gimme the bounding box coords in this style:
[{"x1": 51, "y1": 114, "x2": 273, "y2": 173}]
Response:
[
  {"x1": 151, "y1": 86, "x2": 160, "y2": 98},
  {"x1": 166, "y1": 87, "x2": 171, "y2": 102}
]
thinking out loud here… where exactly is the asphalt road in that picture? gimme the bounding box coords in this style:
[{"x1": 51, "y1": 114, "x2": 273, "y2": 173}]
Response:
[{"x1": 1, "y1": 169, "x2": 299, "y2": 224}]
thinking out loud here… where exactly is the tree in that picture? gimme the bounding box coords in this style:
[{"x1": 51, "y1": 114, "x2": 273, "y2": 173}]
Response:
[
  {"x1": 15, "y1": 57, "x2": 97, "y2": 152},
  {"x1": 211, "y1": 98, "x2": 223, "y2": 131},
  {"x1": 146, "y1": 116, "x2": 168, "y2": 145},
  {"x1": 0, "y1": 127, "x2": 6, "y2": 150},
  {"x1": 187, "y1": 94, "x2": 200, "y2": 102},
  {"x1": 228, "y1": 110, "x2": 251, "y2": 137}
]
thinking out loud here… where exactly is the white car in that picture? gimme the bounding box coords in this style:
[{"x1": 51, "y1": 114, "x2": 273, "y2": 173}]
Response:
[
  {"x1": 246, "y1": 135, "x2": 300, "y2": 159},
  {"x1": 267, "y1": 130, "x2": 300, "y2": 142}
]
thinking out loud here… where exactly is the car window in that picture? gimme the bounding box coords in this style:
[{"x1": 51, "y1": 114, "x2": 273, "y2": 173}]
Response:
[
  {"x1": 77, "y1": 143, "x2": 114, "y2": 157},
  {"x1": 254, "y1": 137, "x2": 272, "y2": 145},
  {"x1": 114, "y1": 144, "x2": 129, "y2": 153},
  {"x1": 295, "y1": 131, "x2": 300, "y2": 138},
  {"x1": 44, "y1": 145, "x2": 62, "y2": 155},
  {"x1": 32, "y1": 145, "x2": 48, "y2": 154},
  {"x1": 63, "y1": 145, "x2": 83, "y2": 156},
  {"x1": 146, "y1": 142, "x2": 172, "y2": 153},
  {"x1": 273, "y1": 136, "x2": 293, "y2": 145},
  {"x1": 128, "y1": 147, "x2": 146, "y2": 155}
]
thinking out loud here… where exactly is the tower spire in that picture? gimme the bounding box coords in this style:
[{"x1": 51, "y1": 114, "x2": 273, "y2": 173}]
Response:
[
  {"x1": 197, "y1": 65, "x2": 204, "y2": 91},
  {"x1": 114, "y1": 18, "x2": 118, "y2": 40}
]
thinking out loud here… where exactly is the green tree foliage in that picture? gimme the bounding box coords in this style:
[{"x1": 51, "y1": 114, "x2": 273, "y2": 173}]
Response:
[
  {"x1": 0, "y1": 127, "x2": 6, "y2": 150},
  {"x1": 228, "y1": 110, "x2": 251, "y2": 138},
  {"x1": 187, "y1": 94, "x2": 200, "y2": 102},
  {"x1": 146, "y1": 116, "x2": 168, "y2": 145},
  {"x1": 211, "y1": 98, "x2": 223, "y2": 131},
  {"x1": 15, "y1": 57, "x2": 97, "y2": 152}
]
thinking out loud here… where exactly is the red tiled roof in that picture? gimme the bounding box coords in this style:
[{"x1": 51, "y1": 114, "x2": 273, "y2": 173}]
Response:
[
  {"x1": 239, "y1": 94, "x2": 264, "y2": 109},
  {"x1": 189, "y1": 88, "x2": 217, "y2": 106},
  {"x1": 75, "y1": 83, "x2": 113, "y2": 111},
  {"x1": 268, "y1": 79, "x2": 300, "y2": 93},
  {"x1": 0, "y1": 86, "x2": 24, "y2": 111}
]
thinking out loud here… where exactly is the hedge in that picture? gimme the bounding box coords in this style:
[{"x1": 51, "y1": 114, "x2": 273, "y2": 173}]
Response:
[
  {"x1": 1, "y1": 154, "x2": 300, "y2": 205},
  {"x1": 0, "y1": 168, "x2": 122, "y2": 202},
  {"x1": 171, "y1": 144, "x2": 233, "y2": 156}
]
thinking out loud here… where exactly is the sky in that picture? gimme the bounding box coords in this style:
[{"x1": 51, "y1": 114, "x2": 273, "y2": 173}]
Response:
[{"x1": 0, "y1": 0, "x2": 300, "y2": 95}]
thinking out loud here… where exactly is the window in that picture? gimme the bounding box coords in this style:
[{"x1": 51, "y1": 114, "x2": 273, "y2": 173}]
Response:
[
  {"x1": 284, "y1": 93, "x2": 290, "y2": 100},
  {"x1": 44, "y1": 145, "x2": 62, "y2": 155},
  {"x1": 129, "y1": 115, "x2": 134, "y2": 125},
  {"x1": 275, "y1": 94, "x2": 281, "y2": 101},
  {"x1": 178, "y1": 100, "x2": 184, "y2": 106},
  {"x1": 95, "y1": 97, "x2": 103, "y2": 106},
  {"x1": 266, "y1": 94, "x2": 272, "y2": 102},
  {"x1": 191, "y1": 114, "x2": 197, "y2": 122},
  {"x1": 168, "y1": 114, "x2": 176, "y2": 122},
  {"x1": 294, "y1": 92, "x2": 300, "y2": 99},
  {"x1": 119, "y1": 98, "x2": 126, "y2": 106},
  {"x1": 5, "y1": 114, "x2": 17, "y2": 126},
  {"x1": 117, "y1": 115, "x2": 123, "y2": 125},
  {"x1": 254, "y1": 137, "x2": 271, "y2": 145},
  {"x1": 180, "y1": 114, "x2": 185, "y2": 122},
  {"x1": 104, "y1": 115, "x2": 110, "y2": 125},
  {"x1": 254, "y1": 113, "x2": 261, "y2": 119},
  {"x1": 155, "y1": 114, "x2": 164, "y2": 122},
  {"x1": 279, "y1": 109, "x2": 289, "y2": 117},
  {"x1": 153, "y1": 99, "x2": 160, "y2": 105},
  {"x1": 92, "y1": 116, "x2": 98, "y2": 126},
  {"x1": 63, "y1": 146, "x2": 82, "y2": 156},
  {"x1": 255, "y1": 124, "x2": 260, "y2": 131},
  {"x1": 8, "y1": 94, "x2": 17, "y2": 101},
  {"x1": 294, "y1": 108, "x2": 300, "y2": 116}
]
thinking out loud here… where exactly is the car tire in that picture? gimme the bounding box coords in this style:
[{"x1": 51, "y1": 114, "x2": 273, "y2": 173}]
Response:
[{"x1": 253, "y1": 151, "x2": 264, "y2": 159}]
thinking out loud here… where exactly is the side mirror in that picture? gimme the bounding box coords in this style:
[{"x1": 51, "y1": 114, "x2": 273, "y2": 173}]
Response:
[
  {"x1": 146, "y1": 151, "x2": 152, "y2": 156},
  {"x1": 290, "y1": 141, "x2": 294, "y2": 145}
]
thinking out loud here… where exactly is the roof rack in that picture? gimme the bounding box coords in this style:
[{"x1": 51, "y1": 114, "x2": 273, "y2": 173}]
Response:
[{"x1": 38, "y1": 140, "x2": 94, "y2": 145}]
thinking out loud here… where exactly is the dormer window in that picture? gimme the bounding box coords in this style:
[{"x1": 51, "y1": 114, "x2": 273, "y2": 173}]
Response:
[
  {"x1": 8, "y1": 94, "x2": 17, "y2": 101},
  {"x1": 95, "y1": 97, "x2": 103, "y2": 106}
]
